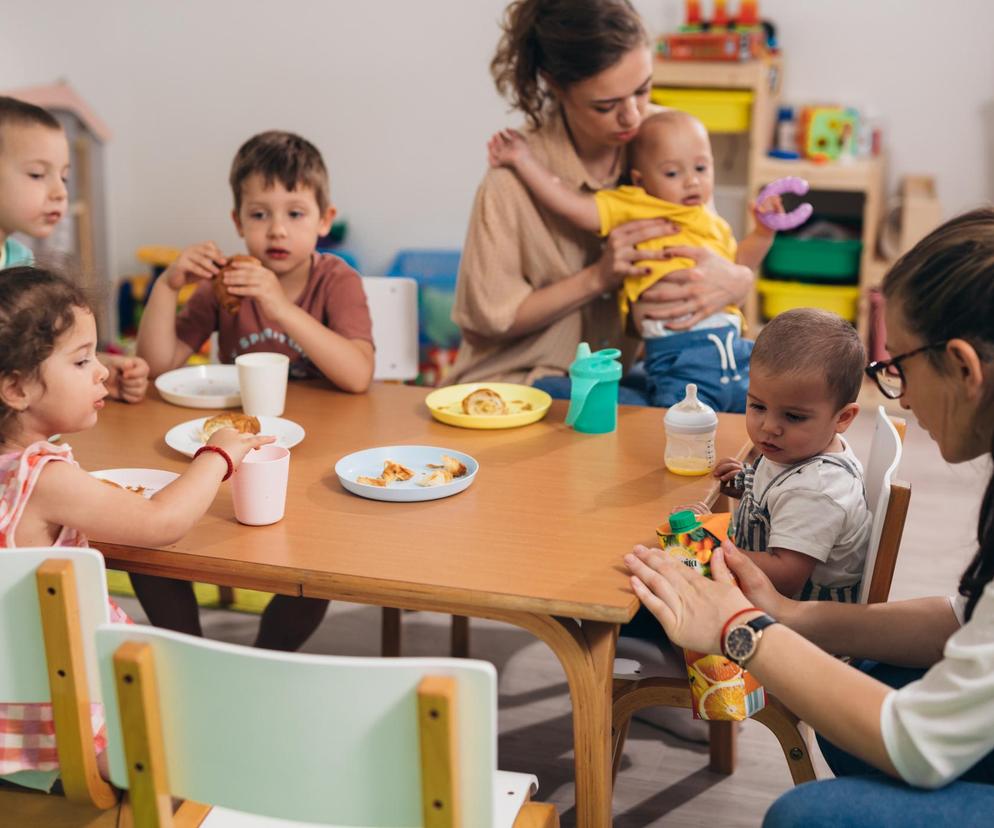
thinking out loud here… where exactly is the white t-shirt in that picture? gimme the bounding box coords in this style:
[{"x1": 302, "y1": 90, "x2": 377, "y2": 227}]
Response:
[
  {"x1": 881, "y1": 582, "x2": 994, "y2": 788},
  {"x1": 754, "y1": 437, "x2": 871, "y2": 591}
]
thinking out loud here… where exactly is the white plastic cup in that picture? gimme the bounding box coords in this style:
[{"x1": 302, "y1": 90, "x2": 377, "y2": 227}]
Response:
[
  {"x1": 235, "y1": 352, "x2": 289, "y2": 417},
  {"x1": 230, "y1": 445, "x2": 290, "y2": 526}
]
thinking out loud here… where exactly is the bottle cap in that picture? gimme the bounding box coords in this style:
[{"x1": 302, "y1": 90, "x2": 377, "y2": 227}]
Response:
[
  {"x1": 569, "y1": 343, "x2": 622, "y2": 382},
  {"x1": 668, "y1": 509, "x2": 702, "y2": 534},
  {"x1": 664, "y1": 384, "x2": 718, "y2": 435}
]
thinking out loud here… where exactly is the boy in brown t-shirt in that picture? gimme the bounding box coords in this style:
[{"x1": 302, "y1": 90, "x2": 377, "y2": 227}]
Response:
[
  {"x1": 137, "y1": 130, "x2": 374, "y2": 392},
  {"x1": 133, "y1": 131, "x2": 374, "y2": 651}
]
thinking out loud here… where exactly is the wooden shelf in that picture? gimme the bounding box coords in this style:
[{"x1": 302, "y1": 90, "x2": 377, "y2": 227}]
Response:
[
  {"x1": 652, "y1": 57, "x2": 779, "y2": 90},
  {"x1": 753, "y1": 156, "x2": 884, "y2": 193}
]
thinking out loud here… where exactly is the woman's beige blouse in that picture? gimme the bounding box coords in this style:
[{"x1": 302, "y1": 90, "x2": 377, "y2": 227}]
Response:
[{"x1": 448, "y1": 109, "x2": 637, "y2": 385}]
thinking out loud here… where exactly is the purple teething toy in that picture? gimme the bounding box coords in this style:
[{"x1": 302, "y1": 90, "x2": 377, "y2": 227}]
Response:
[{"x1": 756, "y1": 176, "x2": 813, "y2": 231}]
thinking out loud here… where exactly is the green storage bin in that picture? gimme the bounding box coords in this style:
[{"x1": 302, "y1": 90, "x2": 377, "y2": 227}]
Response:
[{"x1": 763, "y1": 236, "x2": 863, "y2": 281}]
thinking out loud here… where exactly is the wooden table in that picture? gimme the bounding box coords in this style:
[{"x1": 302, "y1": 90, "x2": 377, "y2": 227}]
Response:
[{"x1": 70, "y1": 382, "x2": 748, "y2": 827}]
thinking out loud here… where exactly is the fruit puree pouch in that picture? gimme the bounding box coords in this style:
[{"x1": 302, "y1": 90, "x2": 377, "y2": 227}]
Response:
[{"x1": 657, "y1": 510, "x2": 767, "y2": 721}]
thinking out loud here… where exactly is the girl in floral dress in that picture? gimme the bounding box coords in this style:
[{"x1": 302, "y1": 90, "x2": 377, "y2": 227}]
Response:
[{"x1": 0, "y1": 266, "x2": 272, "y2": 791}]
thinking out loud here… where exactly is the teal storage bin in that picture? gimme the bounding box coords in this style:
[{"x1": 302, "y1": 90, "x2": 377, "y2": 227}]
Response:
[{"x1": 763, "y1": 236, "x2": 863, "y2": 282}]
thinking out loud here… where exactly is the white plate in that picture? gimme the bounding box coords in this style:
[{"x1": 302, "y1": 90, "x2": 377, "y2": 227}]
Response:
[
  {"x1": 335, "y1": 446, "x2": 479, "y2": 502},
  {"x1": 164, "y1": 416, "x2": 305, "y2": 457},
  {"x1": 155, "y1": 365, "x2": 241, "y2": 409},
  {"x1": 91, "y1": 468, "x2": 179, "y2": 498}
]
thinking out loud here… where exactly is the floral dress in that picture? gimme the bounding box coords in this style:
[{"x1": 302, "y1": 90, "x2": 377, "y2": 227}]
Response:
[{"x1": 0, "y1": 441, "x2": 130, "y2": 789}]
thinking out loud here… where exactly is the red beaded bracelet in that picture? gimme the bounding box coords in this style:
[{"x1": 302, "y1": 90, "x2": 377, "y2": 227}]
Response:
[
  {"x1": 719, "y1": 606, "x2": 763, "y2": 657},
  {"x1": 194, "y1": 445, "x2": 234, "y2": 481}
]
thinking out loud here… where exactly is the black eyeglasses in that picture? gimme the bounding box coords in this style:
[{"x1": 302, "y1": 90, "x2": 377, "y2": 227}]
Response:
[{"x1": 864, "y1": 342, "x2": 948, "y2": 399}]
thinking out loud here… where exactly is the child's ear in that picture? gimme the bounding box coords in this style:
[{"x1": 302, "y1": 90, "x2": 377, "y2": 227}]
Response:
[
  {"x1": 834, "y1": 402, "x2": 860, "y2": 433},
  {"x1": 231, "y1": 209, "x2": 244, "y2": 238},
  {"x1": 318, "y1": 204, "x2": 337, "y2": 238},
  {"x1": 630, "y1": 168, "x2": 644, "y2": 186},
  {"x1": 0, "y1": 372, "x2": 32, "y2": 413}
]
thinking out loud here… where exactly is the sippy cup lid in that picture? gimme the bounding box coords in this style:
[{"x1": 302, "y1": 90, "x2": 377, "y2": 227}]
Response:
[
  {"x1": 668, "y1": 509, "x2": 702, "y2": 534},
  {"x1": 664, "y1": 384, "x2": 719, "y2": 435},
  {"x1": 569, "y1": 343, "x2": 622, "y2": 382}
]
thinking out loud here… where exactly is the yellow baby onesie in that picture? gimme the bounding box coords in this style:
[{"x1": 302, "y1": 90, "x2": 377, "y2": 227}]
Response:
[{"x1": 595, "y1": 185, "x2": 738, "y2": 321}]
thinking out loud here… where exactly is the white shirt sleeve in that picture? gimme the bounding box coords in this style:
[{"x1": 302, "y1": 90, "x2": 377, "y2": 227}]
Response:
[
  {"x1": 880, "y1": 582, "x2": 994, "y2": 788},
  {"x1": 765, "y1": 488, "x2": 847, "y2": 562}
]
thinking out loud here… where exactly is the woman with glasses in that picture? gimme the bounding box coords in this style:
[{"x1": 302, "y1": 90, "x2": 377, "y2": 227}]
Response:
[{"x1": 626, "y1": 208, "x2": 994, "y2": 825}]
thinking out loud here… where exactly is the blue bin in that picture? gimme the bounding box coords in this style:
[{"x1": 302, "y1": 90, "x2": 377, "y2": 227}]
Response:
[{"x1": 386, "y1": 249, "x2": 461, "y2": 348}]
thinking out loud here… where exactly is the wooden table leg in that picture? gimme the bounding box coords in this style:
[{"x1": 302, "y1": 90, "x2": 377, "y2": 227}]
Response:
[{"x1": 504, "y1": 615, "x2": 617, "y2": 828}]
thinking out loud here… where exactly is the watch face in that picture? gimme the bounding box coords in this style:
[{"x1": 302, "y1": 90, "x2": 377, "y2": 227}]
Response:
[{"x1": 725, "y1": 626, "x2": 756, "y2": 663}]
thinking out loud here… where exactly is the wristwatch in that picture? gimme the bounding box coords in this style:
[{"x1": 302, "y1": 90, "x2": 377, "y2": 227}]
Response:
[{"x1": 722, "y1": 614, "x2": 778, "y2": 667}]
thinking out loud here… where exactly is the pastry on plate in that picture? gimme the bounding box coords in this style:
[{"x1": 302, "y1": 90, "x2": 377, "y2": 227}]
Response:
[
  {"x1": 201, "y1": 412, "x2": 261, "y2": 442},
  {"x1": 417, "y1": 468, "x2": 453, "y2": 487},
  {"x1": 98, "y1": 478, "x2": 146, "y2": 496},
  {"x1": 461, "y1": 387, "x2": 506, "y2": 416},
  {"x1": 214, "y1": 254, "x2": 260, "y2": 315},
  {"x1": 382, "y1": 460, "x2": 414, "y2": 482},
  {"x1": 427, "y1": 454, "x2": 467, "y2": 478},
  {"x1": 356, "y1": 475, "x2": 387, "y2": 487}
]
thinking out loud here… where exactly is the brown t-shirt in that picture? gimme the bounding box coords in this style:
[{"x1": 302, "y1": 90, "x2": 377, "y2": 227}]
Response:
[
  {"x1": 176, "y1": 252, "x2": 374, "y2": 380},
  {"x1": 447, "y1": 107, "x2": 642, "y2": 385}
]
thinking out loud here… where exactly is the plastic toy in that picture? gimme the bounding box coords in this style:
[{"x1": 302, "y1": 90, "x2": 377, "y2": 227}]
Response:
[
  {"x1": 755, "y1": 177, "x2": 813, "y2": 231},
  {"x1": 800, "y1": 106, "x2": 859, "y2": 161},
  {"x1": 660, "y1": 0, "x2": 769, "y2": 61}
]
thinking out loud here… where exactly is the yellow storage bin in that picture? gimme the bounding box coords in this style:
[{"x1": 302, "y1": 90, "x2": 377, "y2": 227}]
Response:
[
  {"x1": 757, "y1": 279, "x2": 861, "y2": 323},
  {"x1": 650, "y1": 88, "x2": 753, "y2": 133}
]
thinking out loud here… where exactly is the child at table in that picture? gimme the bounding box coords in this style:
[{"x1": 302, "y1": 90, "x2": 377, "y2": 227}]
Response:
[
  {"x1": 0, "y1": 96, "x2": 149, "y2": 403},
  {"x1": 714, "y1": 308, "x2": 872, "y2": 602},
  {"x1": 0, "y1": 266, "x2": 272, "y2": 792},
  {"x1": 134, "y1": 131, "x2": 367, "y2": 648},
  {"x1": 136, "y1": 129, "x2": 375, "y2": 390},
  {"x1": 488, "y1": 110, "x2": 783, "y2": 412}
]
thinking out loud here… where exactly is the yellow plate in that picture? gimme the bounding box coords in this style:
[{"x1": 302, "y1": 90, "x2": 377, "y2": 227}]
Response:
[{"x1": 425, "y1": 383, "x2": 552, "y2": 429}]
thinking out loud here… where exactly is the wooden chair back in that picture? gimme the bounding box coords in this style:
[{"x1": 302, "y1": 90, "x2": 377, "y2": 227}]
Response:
[
  {"x1": 96, "y1": 624, "x2": 539, "y2": 827},
  {"x1": 858, "y1": 407, "x2": 911, "y2": 604},
  {"x1": 0, "y1": 547, "x2": 116, "y2": 808}
]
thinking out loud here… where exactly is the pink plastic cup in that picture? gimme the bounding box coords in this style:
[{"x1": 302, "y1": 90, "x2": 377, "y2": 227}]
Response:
[{"x1": 230, "y1": 445, "x2": 290, "y2": 526}]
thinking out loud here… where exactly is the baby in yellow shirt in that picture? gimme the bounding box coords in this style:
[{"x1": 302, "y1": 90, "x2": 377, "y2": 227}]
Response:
[{"x1": 489, "y1": 110, "x2": 781, "y2": 412}]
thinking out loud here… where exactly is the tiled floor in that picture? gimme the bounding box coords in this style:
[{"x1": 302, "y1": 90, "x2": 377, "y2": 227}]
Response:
[{"x1": 115, "y1": 386, "x2": 992, "y2": 826}]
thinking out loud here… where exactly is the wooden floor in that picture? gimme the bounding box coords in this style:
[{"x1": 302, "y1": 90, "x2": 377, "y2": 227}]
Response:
[{"x1": 114, "y1": 386, "x2": 990, "y2": 827}]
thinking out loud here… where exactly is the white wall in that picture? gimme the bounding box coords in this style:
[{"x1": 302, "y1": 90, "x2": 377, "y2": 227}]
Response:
[{"x1": 2, "y1": 0, "x2": 991, "y2": 285}]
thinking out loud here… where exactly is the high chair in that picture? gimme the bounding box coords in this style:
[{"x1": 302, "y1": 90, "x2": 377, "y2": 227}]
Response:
[
  {"x1": 612, "y1": 407, "x2": 911, "y2": 785},
  {"x1": 96, "y1": 623, "x2": 558, "y2": 828},
  {"x1": 0, "y1": 548, "x2": 121, "y2": 825}
]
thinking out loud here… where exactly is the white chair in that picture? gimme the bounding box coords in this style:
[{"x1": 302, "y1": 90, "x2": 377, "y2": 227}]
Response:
[
  {"x1": 96, "y1": 624, "x2": 557, "y2": 828},
  {"x1": 0, "y1": 548, "x2": 119, "y2": 818},
  {"x1": 362, "y1": 276, "x2": 419, "y2": 382},
  {"x1": 611, "y1": 406, "x2": 911, "y2": 784}
]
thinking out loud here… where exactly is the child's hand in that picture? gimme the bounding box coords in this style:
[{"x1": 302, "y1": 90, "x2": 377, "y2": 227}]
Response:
[
  {"x1": 488, "y1": 128, "x2": 531, "y2": 169},
  {"x1": 206, "y1": 428, "x2": 277, "y2": 470},
  {"x1": 713, "y1": 457, "x2": 745, "y2": 499},
  {"x1": 221, "y1": 258, "x2": 291, "y2": 320},
  {"x1": 100, "y1": 354, "x2": 150, "y2": 403},
  {"x1": 750, "y1": 193, "x2": 784, "y2": 237},
  {"x1": 164, "y1": 242, "x2": 226, "y2": 290}
]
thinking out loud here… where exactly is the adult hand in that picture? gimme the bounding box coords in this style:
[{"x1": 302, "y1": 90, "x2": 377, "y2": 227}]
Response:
[
  {"x1": 625, "y1": 543, "x2": 753, "y2": 653},
  {"x1": 633, "y1": 246, "x2": 754, "y2": 331},
  {"x1": 593, "y1": 218, "x2": 679, "y2": 293},
  {"x1": 206, "y1": 428, "x2": 276, "y2": 469},
  {"x1": 163, "y1": 241, "x2": 226, "y2": 290},
  {"x1": 721, "y1": 541, "x2": 794, "y2": 621},
  {"x1": 222, "y1": 259, "x2": 291, "y2": 321},
  {"x1": 101, "y1": 354, "x2": 150, "y2": 403}
]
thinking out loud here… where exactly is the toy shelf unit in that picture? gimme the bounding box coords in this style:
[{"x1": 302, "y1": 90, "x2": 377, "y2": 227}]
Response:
[
  {"x1": 651, "y1": 56, "x2": 782, "y2": 240},
  {"x1": 749, "y1": 154, "x2": 886, "y2": 340}
]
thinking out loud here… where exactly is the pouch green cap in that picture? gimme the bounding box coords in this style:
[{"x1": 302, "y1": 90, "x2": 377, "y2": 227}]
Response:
[{"x1": 667, "y1": 509, "x2": 702, "y2": 534}]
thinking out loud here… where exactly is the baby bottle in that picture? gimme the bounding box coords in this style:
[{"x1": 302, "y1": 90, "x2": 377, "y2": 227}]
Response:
[{"x1": 664, "y1": 383, "x2": 718, "y2": 476}]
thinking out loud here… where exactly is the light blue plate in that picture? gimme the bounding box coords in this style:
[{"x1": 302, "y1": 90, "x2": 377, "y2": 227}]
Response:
[{"x1": 335, "y1": 445, "x2": 479, "y2": 502}]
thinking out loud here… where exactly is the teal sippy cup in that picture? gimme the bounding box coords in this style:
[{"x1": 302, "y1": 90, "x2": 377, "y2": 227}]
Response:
[{"x1": 565, "y1": 342, "x2": 623, "y2": 434}]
